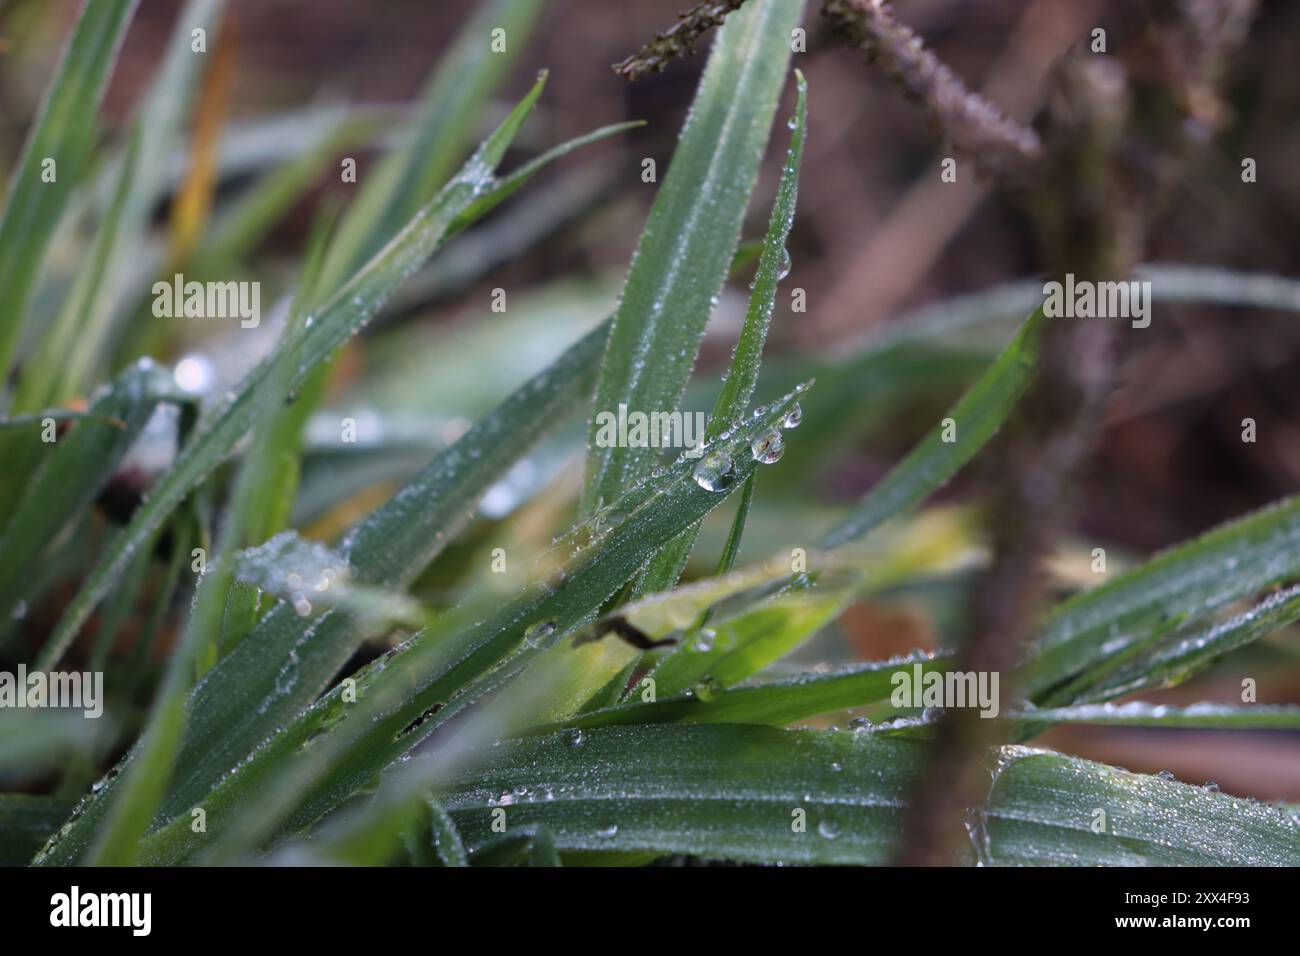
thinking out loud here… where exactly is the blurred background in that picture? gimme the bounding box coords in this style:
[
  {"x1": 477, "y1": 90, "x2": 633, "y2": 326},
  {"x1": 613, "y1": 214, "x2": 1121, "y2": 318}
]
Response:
[{"x1": 2, "y1": 0, "x2": 1298, "y2": 798}]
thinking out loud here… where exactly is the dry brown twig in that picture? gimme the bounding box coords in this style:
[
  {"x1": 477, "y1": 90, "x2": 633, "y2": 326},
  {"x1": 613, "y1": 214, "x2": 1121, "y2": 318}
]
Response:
[
  {"x1": 897, "y1": 54, "x2": 1139, "y2": 866},
  {"x1": 821, "y1": 0, "x2": 1042, "y2": 181},
  {"x1": 613, "y1": 1, "x2": 750, "y2": 81},
  {"x1": 885, "y1": 0, "x2": 1258, "y2": 866}
]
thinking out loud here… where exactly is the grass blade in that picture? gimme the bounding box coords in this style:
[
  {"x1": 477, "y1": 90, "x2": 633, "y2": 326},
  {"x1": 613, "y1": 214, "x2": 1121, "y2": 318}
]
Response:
[
  {"x1": 1023, "y1": 494, "x2": 1300, "y2": 701},
  {"x1": 0, "y1": 796, "x2": 76, "y2": 866},
  {"x1": 121, "y1": 388, "x2": 809, "y2": 863},
  {"x1": 0, "y1": 0, "x2": 138, "y2": 389},
  {"x1": 1007, "y1": 702, "x2": 1300, "y2": 730},
  {"x1": 446, "y1": 724, "x2": 915, "y2": 865},
  {"x1": 317, "y1": 0, "x2": 544, "y2": 292},
  {"x1": 640, "y1": 69, "x2": 808, "y2": 592},
  {"x1": 35, "y1": 74, "x2": 551, "y2": 671},
  {"x1": 582, "y1": 0, "x2": 803, "y2": 515},
  {"x1": 1082, "y1": 584, "x2": 1300, "y2": 702},
  {"x1": 549, "y1": 653, "x2": 947, "y2": 731},
  {"x1": 982, "y1": 747, "x2": 1300, "y2": 866},
  {"x1": 0, "y1": 361, "x2": 182, "y2": 623},
  {"x1": 819, "y1": 307, "x2": 1045, "y2": 550}
]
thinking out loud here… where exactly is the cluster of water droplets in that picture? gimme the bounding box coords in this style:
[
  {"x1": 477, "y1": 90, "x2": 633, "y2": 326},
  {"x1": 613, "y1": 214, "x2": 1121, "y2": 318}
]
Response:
[
  {"x1": 233, "y1": 530, "x2": 352, "y2": 618},
  {"x1": 690, "y1": 387, "x2": 807, "y2": 492}
]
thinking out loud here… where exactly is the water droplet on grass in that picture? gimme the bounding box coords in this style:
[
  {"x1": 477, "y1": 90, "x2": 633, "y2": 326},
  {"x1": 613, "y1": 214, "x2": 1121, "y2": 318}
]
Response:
[
  {"x1": 750, "y1": 430, "x2": 784, "y2": 464},
  {"x1": 777, "y1": 246, "x2": 792, "y2": 281},
  {"x1": 692, "y1": 451, "x2": 735, "y2": 491},
  {"x1": 693, "y1": 676, "x2": 721, "y2": 702},
  {"x1": 524, "y1": 621, "x2": 557, "y2": 648}
]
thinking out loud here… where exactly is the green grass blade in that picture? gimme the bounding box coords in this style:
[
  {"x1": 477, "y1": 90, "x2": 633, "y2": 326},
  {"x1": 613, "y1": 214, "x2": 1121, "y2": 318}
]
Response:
[
  {"x1": 0, "y1": 130, "x2": 144, "y2": 526},
  {"x1": 317, "y1": 0, "x2": 543, "y2": 292},
  {"x1": 0, "y1": 0, "x2": 138, "y2": 389},
  {"x1": 33, "y1": 0, "x2": 227, "y2": 406},
  {"x1": 581, "y1": 0, "x2": 803, "y2": 515},
  {"x1": 122, "y1": 388, "x2": 808, "y2": 864},
  {"x1": 444, "y1": 724, "x2": 915, "y2": 865},
  {"x1": 549, "y1": 653, "x2": 947, "y2": 731},
  {"x1": 33, "y1": 317, "x2": 610, "y2": 865},
  {"x1": 14, "y1": 129, "x2": 140, "y2": 414},
  {"x1": 707, "y1": 72, "x2": 806, "y2": 434},
  {"x1": 1083, "y1": 584, "x2": 1300, "y2": 702},
  {"x1": 982, "y1": 747, "x2": 1300, "y2": 866},
  {"x1": 647, "y1": 584, "x2": 844, "y2": 699},
  {"x1": 640, "y1": 69, "x2": 808, "y2": 592},
  {"x1": 1006, "y1": 702, "x2": 1300, "y2": 730},
  {"x1": 0, "y1": 360, "x2": 182, "y2": 623},
  {"x1": 1023, "y1": 494, "x2": 1300, "y2": 701},
  {"x1": 428, "y1": 799, "x2": 470, "y2": 867},
  {"x1": 0, "y1": 796, "x2": 76, "y2": 866},
  {"x1": 34, "y1": 75, "x2": 550, "y2": 671},
  {"x1": 819, "y1": 307, "x2": 1045, "y2": 550}
]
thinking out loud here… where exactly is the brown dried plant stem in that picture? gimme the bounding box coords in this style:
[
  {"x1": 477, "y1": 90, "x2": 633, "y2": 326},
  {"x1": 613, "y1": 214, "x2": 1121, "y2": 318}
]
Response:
[
  {"x1": 614, "y1": 1, "x2": 751, "y2": 81},
  {"x1": 895, "y1": 54, "x2": 1141, "y2": 866},
  {"x1": 887, "y1": 0, "x2": 1258, "y2": 863}
]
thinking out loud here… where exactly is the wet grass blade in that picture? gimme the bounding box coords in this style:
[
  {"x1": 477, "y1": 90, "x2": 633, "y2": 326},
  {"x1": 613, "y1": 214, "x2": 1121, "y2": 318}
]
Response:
[
  {"x1": 317, "y1": 0, "x2": 543, "y2": 292},
  {"x1": 0, "y1": 361, "x2": 182, "y2": 624},
  {"x1": 648, "y1": 586, "x2": 844, "y2": 699},
  {"x1": 0, "y1": 131, "x2": 144, "y2": 526},
  {"x1": 0, "y1": 0, "x2": 138, "y2": 389},
  {"x1": 35, "y1": 76, "x2": 550, "y2": 671},
  {"x1": 33, "y1": 317, "x2": 611, "y2": 865},
  {"x1": 640, "y1": 70, "x2": 808, "y2": 592},
  {"x1": 548, "y1": 653, "x2": 947, "y2": 731},
  {"x1": 1023, "y1": 494, "x2": 1300, "y2": 702},
  {"x1": 819, "y1": 307, "x2": 1045, "y2": 550},
  {"x1": 120, "y1": 389, "x2": 808, "y2": 864},
  {"x1": 435, "y1": 725, "x2": 915, "y2": 865},
  {"x1": 981, "y1": 747, "x2": 1300, "y2": 866},
  {"x1": 1004, "y1": 702, "x2": 1300, "y2": 730},
  {"x1": 0, "y1": 796, "x2": 76, "y2": 866},
  {"x1": 582, "y1": 0, "x2": 803, "y2": 515},
  {"x1": 1079, "y1": 584, "x2": 1300, "y2": 702}
]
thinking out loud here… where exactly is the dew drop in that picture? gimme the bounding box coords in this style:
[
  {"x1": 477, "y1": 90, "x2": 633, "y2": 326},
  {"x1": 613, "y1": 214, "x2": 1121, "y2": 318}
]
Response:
[
  {"x1": 777, "y1": 246, "x2": 792, "y2": 281},
  {"x1": 692, "y1": 628, "x2": 716, "y2": 653},
  {"x1": 293, "y1": 596, "x2": 312, "y2": 617},
  {"x1": 524, "y1": 620, "x2": 557, "y2": 648},
  {"x1": 817, "y1": 820, "x2": 840, "y2": 839},
  {"x1": 693, "y1": 676, "x2": 722, "y2": 702},
  {"x1": 781, "y1": 403, "x2": 802, "y2": 429},
  {"x1": 692, "y1": 450, "x2": 735, "y2": 492},
  {"x1": 750, "y1": 429, "x2": 784, "y2": 464}
]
